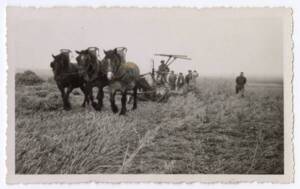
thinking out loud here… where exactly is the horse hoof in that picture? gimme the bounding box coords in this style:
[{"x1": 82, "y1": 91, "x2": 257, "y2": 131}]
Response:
[
  {"x1": 64, "y1": 107, "x2": 71, "y2": 111},
  {"x1": 92, "y1": 102, "x2": 97, "y2": 107},
  {"x1": 94, "y1": 107, "x2": 102, "y2": 111},
  {"x1": 119, "y1": 111, "x2": 126, "y2": 115},
  {"x1": 111, "y1": 106, "x2": 118, "y2": 113},
  {"x1": 91, "y1": 103, "x2": 100, "y2": 111}
]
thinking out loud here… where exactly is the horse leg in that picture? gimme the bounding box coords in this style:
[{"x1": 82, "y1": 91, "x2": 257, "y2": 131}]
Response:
[
  {"x1": 127, "y1": 96, "x2": 133, "y2": 104},
  {"x1": 80, "y1": 86, "x2": 88, "y2": 107},
  {"x1": 85, "y1": 83, "x2": 95, "y2": 107},
  {"x1": 64, "y1": 87, "x2": 73, "y2": 110},
  {"x1": 93, "y1": 87, "x2": 104, "y2": 111},
  {"x1": 98, "y1": 87, "x2": 104, "y2": 108},
  {"x1": 120, "y1": 91, "x2": 127, "y2": 115},
  {"x1": 110, "y1": 91, "x2": 118, "y2": 113},
  {"x1": 89, "y1": 86, "x2": 95, "y2": 105},
  {"x1": 58, "y1": 85, "x2": 69, "y2": 110},
  {"x1": 132, "y1": 87, "x2": 138, "y2": 110}
]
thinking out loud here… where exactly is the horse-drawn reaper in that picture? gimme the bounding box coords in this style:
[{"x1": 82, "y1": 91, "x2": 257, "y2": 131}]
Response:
[
  {"x1": 136, "y1": 53, "x2": 191, "y2": 102},
  {"x1": 51, "y1": 46, "x2": 191, "y2": 112}
]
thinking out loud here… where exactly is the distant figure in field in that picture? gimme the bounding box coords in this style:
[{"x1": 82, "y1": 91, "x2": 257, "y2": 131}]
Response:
[
  {"x1": 177, "y1": 72, "x2": 185, "y2": 90},
  {"x1": 185, "y1": 70, "x2": 193, "y2": 85},
  {"x1": 157, "y1": 60, "x2": 169, "y2": 83},
  {"x1": 168, "y1": 70, "x2": 177, "y2": 90},
  {"x1": 236, "y1": 72, "x2": 247, "y2": 97}
]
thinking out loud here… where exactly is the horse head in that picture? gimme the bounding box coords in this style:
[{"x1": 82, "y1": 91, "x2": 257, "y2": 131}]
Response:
[
  {"x1": 102, "y1": 48, "x2": 123, "y2": 81},
  {"x1": 75, "y1": 49, "x2": 98, "y2": 81},
  {"x1": 50, "y1": 52, "x2": 70, "y2": 76}
]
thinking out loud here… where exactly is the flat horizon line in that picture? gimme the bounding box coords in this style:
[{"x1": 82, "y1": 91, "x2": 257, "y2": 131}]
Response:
[{"x1": 15, "y1": 67, "x2": 283, "y2": 81}]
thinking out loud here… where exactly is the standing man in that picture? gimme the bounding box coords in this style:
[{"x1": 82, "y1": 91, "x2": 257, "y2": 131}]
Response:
[
  {"x1": 236, "y1": 72, "x2": 247, "y2": 97},
  {"x1": 185, "y1": 70, "x2": 193, "y2": 86},
  {"x1": 177, "y1": 72, "x2": 185, "y2": 90},
  {"x1": 168, "y1": 70, "x2": 177, "y2": 90},
  {"x1": 157, "y1": 60, "x2": 170, "y2": 83}
]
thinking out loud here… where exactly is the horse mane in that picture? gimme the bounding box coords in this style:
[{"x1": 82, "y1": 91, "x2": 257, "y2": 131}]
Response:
[
  {"x1": 86, "y1": 50, "x2": 99, "y2": 74},
  {"x1": 78, "y1": 49, "x2": 101, "y2": 80},
  {"x1": 52, "y1": 53, "x2": 70, "y2": 75},
  {"x1": 106, "y1": 49, "x2": 123, "y2": 65},
  {"x1": 79, "y1": 49, "x2": 98, "y2": 65}
]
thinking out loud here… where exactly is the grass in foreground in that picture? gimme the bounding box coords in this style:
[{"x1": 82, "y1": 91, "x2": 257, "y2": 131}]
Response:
[{"x1": 15, "y1": 78, "x2": 283, "y2": 174}]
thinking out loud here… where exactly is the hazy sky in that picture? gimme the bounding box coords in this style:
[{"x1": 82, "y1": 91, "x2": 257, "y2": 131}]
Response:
[{"x1": 7, "y1": 8, "x2": 284, "y2": 78}]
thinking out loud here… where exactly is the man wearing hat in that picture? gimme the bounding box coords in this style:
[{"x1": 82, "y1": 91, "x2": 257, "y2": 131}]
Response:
[
  {"x1": 185, "y1": 70, "x2": 193, "y2": 86},
  {"x1": 157, "y1": 60, "x2": 170, "y2": 83},
  {"x1": 168, "y1": 70, "x2": 177, "y2": 90},
  {"x1": 177, "y1": 72, "x2": 185, "y2": 90},
  {"x1": 235, "y1": 72, "x2": 247, "y2": 97}
]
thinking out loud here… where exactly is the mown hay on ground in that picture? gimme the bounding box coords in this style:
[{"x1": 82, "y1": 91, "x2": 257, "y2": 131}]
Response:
[
  {"x1": 15, "y1": 82, "x2": 62, "y2": 115},
  {"x1": 15, "y1": 78, "x2": 284, "y2": 174}
]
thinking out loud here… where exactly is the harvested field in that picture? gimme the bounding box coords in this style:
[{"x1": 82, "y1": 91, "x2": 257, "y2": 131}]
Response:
[{"x1": 15, "y1": 76, "x2": 284, "y2": 174}]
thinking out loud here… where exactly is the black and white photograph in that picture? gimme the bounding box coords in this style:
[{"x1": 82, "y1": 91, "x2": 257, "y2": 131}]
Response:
[{"x1": 6, "y1": 7, "x2": 293, "y2": 183}]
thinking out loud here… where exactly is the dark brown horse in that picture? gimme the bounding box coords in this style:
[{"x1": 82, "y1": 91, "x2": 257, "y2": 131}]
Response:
[
  {"x1": 75, "y1": 48, "x2": 109, "y2": 111},
  {"x1": 102, "y1": 49, "x2": 140, "y2": 115},
  {"x1": 50, "y1": 52, "x2": 90, "y2": 110}
]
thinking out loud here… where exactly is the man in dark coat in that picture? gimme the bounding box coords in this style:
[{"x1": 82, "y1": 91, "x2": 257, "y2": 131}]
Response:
[
  {"x1": 157, "y1": 60, "x2": 169, "y2": 83},
  {"x1": 168, "y1": 70, "x2": 177, "y2": 90},
  {"x1": 185, "y1": 70, "x2": 193, "y2": 85},
  {"x1": 236, "y1": 72, "x2": 247, "y2": 97},
  {"x1": 177, "y1": 72, "x2": 185, "y2": 90}
]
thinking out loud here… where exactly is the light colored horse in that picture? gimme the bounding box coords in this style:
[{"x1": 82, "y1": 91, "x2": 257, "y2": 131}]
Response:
[{"x1": 102, "y1": 48, "x2": 140, "y2": 115}]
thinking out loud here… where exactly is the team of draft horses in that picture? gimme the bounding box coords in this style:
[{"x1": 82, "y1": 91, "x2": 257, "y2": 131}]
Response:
[
  {"x1": 51, "y1": 47, "x2": 248, "y2": 115},
  {"x1": 50, "y1": 47, "x2": 139, "y2": 115}
]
